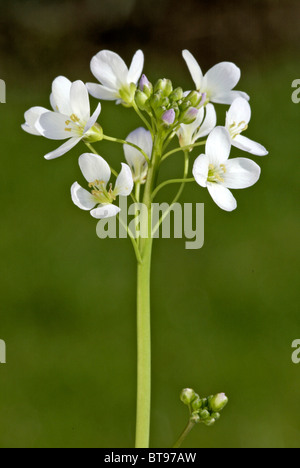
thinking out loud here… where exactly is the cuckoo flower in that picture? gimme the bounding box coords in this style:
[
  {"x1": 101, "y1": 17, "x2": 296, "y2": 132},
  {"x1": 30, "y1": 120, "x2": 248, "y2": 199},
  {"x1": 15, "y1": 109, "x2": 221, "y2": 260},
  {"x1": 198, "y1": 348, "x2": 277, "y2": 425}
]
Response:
[
  {"x1": 71, "y1": 153, "x2": 133, "y2": 219},
  {"x1": 225, "y1": 98, "x2": 268, "y2": 156},
  {"x1": 87, "y1": 50, "x2": 144, "y2": 106},
  {"x1": 177, "y1": 103, "x2": 217, "y2": 148},
  {"x1": 182, "y1": 50, "x2": 249, "y2": 105},
  {"x1": 23, "y1": 77, "x2": 102, "y2": 160},
  {"x1": 193, "y1": 127, "x2": 261, "y2": 212},
  {"x1": 124, "y1": 128, "x2": 153, "y2": 184}
]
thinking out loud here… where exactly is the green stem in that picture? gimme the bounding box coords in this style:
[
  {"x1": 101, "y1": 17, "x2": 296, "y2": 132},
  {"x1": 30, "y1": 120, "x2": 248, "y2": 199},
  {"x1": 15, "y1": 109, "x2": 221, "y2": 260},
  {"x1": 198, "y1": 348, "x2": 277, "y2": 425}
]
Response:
[
  {"x1": 84, "y1": 142, "x2": 119, "y2": 178},
  {"x1": 132, "y1": 101, "x2": 154, "y2": 137},
  {"x1": 160, "y1": 141, "x2": 206, "y2": 164},
  {"x1": 103, "y1": 134, "x2": 151, "y2": 166},
  {"x1": 173, "y1": 420, "x2": 196, "y2": 449},
  {"x1": 151, "y1": 178, "x2": 195, "y2": 201}
]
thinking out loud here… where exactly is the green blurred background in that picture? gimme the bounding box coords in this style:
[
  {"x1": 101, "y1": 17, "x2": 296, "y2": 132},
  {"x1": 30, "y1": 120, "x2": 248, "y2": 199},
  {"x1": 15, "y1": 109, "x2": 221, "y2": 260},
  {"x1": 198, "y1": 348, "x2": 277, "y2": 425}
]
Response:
[{"x1": 0, "y1": 0, "x2": 300, "y2": 448}]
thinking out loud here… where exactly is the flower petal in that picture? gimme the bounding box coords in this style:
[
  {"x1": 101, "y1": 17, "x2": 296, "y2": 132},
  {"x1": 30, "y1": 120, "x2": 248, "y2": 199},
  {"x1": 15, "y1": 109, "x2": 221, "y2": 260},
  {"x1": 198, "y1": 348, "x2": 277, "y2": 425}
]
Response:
[
  {"x1": 71, "y1": 182, "x2": 96, "y2": 210},
  {"x1": 128, "y1": 50, "x2": 144, "y2": 84},
  {"x1": 70, "y1": 81, "x2": 90, "y2": 123},
  {"x1": 86, "y1": 83, "x2": 119, "y2": 101},
  {"x1": 124, "y1": 127, "x2": 153, "y2": 178},
  {"x1": 182, "y1": 50, "x2": 203, "y2": 90},
  {"x1": 84, "y1": 103, "x2": 101, "y2": 133},
  {"x1": 203, "y1": 62, "x2": 241, "y2": 99},
  {"x1": 193, "y1": 154, "x2": 209, "y2": 188},
  {"x1": 44, "y1": 137, "x2": 82, "y2": 160},
  {"x1": 90, "y1": 204, "x2": 121, "y2": 219},
  {"x1": 90, "y1": 50, "x2": 128, "y2": 89},
  {"x1": 51, "y1": 76, "x2": 72, "y2": 115},
  {"x1": 224, "y1": 158, "x2": 261, "y2": 189},
  {"x1": 207, "y1": 183, "x2": 237, "y2": 211},
  {"x1": 226, "y1": 98, "x2": 251, "y2": 128},
  {"x1": 37, "y1": 112, "x2": 77, "y2": 140},
  {"x1": 206, "y1": 127, "x2": 232, "y2": 165},
  {"x1": 79, "y1": 153, "x2": 111, "y2": 184},
  {"x1": 22, "y1": 107, "x2": 49, "y2": 135},
  {"x1": 213, "y1": 90, "x2": 250, "y2": 105},
  {"x1": 232, "y1": 135, "x2": 268, "y2": 156},
  {"x1": 114, "y1": 163, "x2": 134, "y2": 196},
  {"x1": 194, "y1": 103, "x2": 217, "y2": 140}
]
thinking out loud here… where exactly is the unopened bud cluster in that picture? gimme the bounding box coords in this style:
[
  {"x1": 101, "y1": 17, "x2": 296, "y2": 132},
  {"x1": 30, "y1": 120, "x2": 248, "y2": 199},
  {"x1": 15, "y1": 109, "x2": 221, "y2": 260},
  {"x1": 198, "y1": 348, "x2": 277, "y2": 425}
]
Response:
[
  {"x1": 136, "y1": 75, "x2": 206, "y2": 128},
  {"x1": 180, "y1": 388, "x2": 228, "y2": 427}
]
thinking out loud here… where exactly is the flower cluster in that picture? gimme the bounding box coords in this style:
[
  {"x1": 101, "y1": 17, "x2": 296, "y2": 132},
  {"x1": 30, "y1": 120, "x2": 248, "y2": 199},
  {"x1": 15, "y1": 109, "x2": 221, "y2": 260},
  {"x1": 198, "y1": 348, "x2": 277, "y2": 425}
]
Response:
[
  {"x1": 22, "y1": 49, "x2": 268, "y2": 217},
  {"x1": 180, "y1": 388, "x2": 229, "y2": 427}
]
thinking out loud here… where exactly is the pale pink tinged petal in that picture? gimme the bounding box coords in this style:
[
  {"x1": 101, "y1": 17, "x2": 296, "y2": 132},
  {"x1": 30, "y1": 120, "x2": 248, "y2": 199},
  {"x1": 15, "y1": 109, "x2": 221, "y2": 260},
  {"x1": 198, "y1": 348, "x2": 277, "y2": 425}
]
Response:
[
  {"x1": 193, "y1": 154, "x2": 209, "y2": 188},
  {"x1": 44, "y1": 137, "x2": 82, "y2": 160},
  {"x1": 213, "y1": 90, "x2": 250, "y2": 105},
  {"x1": 84, "y1": 103, "x2": 101, "y2": 133},
  {"x1": 37, "y1": 112, "x2": 77, "y2": 140},
  {"x1": 182, "y1": 50, "x2": 203, "y2": 90},
  {"x1": 51, "y1": 76, "x2": 72, "y2": 115},
  {"x1": 224, "y1": 158, "x2": 261, "y2": 189},
  {"x1": 226, "y1": 98, "x2": 251, "y2": 128},
  {"x1": 90, "y1": 204, "x2": 121, "y2": 219},
  {"x1": 90, "y1": 50, "x2": 128, "y2": 89},
  {"x1": 114, "y1": 163, "x2": 134, "y2": 196},
  {"x1": 232, "y1": 135, "x2": 269, "y2": 156},
  {"x1": 195, "y1": 104, "x2": 217, "y2": 140},
  {"x1": 207, "y1": 183, "x2": 237, "y2": 212},
  {"x1": 128, "y1": 50, "x2": 144, "y2": 84},
  {"x1": 71, "y1": 182, "x2": 96, "y2": 210},
  {"x1": 206, "y1": 127, "x2": 232, "y2": 165},
  {"x1": 86, "y1": 83, "x2": 119, "y2": 101},
  {"x1": 70, "y1": 81, "x2": 90, "y2": 122},
  {"x1": 79, "y1": 153, "x2": 111, "y2": 184},
  {"x1": 203, "y1": 62, "x2": 241, "y2": 98}
]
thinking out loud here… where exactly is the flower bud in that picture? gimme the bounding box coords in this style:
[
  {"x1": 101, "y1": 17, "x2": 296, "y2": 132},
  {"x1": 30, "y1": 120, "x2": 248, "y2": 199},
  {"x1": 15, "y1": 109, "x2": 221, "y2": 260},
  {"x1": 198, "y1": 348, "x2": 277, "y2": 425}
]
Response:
[
  {"x1": 211, "y1": 412, "x2": 221, "y2": 421},
  {"x1": 162, "y1": 109, "x2": 176, "y2": 126},
  {"x1": 169, "y1": 87, "x2": 183, "y2": 102},
  {"x1": 199, "y1": 409, "x2": 210, "y2": 420},
  {"x1": 180, "y1": 388, "x2": 196, "y2": 405},
  {"x1": 135, "y1": 90, "x2": 149, "y2": 110},
  {"x1": 186, "y1": 91, "x2": 202, "y2": 107},
  {"x1": 139, "y1": 74, "x2": 153, "y2": 97},
  {"x1": 154, "y1": 79, "x2": 173, "y2": 97},
  {"x1": 191, "y1": 396, "x2": 203, "y2": 412},
  {"x1": 204, "y1": 418, "x2": 216, "y2": 427},
  {"x1": 180, "y1": 107, "x2": 199, "y2": 125},
  {"x1": 209, "y1": 393, "x2": 228, "y2": 413}
]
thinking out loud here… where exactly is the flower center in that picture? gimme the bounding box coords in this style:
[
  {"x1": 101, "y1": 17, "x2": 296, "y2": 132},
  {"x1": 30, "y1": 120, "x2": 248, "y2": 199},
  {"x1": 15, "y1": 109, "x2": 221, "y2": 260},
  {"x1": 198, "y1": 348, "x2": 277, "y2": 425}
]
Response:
[
  {"x1": 89, "y1": 180, "x2": 116, "y2": 204},
  {"x1": 229, "y1": 121, "x2": 248, "y2": 139},
  {"x1": 65, "y1": 114, "x2": 85, "y2": 135},
  {"x1": 207, "y1": 164, "x2": 227, "y2": 184}
]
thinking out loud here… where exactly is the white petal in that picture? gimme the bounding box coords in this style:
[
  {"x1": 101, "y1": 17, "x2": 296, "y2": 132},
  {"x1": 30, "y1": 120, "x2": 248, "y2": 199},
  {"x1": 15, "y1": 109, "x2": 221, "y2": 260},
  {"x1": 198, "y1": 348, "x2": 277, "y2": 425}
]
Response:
[
  {"x1": 124, "y1": 127, "x2": 153, "y2": 177},
  {"x1": 22, "y1": 107, "x2": 49, "y2": 135},
  {"x1": 90, "y1": 50, "x2": 128, "y2": 89},
  {"x1": 224, "y1": 158, "x2": 261, "y2": 189},
  {"x1": 71, "y1": 182, "x2": 96, "y2": 210},
  {"x1": 128, "y1": 50, "x2": 144, "y2": 84},
  {"x1": 207, "y1": 183, "x2": 237, "y2": 212},
  {"x1": 226, "y1": 98, "x2": 251, "y2": 128},
  {"x1": 44, "y1": 137, "x2": 82, "y2": 160},
  {"x1": 206, "y1": 127, "x2": 232, "y2": 165},
  {"x1": 233, "y1": 135, "x2": 268, "y2": 156},
  {"x1": 84, "y1": 103, "x2": 101, "y2": 133},
  {"x1": 51, "y1": 76, "x2": 72, "y2": 115},
  {"x1": 37, "y1": 112, "x2": 78, "y2": 140},
  {"x1": 182, "y1": 50, "x2": 203, "y2": 90},
  {"x1": 114, "y1": 163, "x2": 134, "y2": 196},
  {"x1": 70, "y1": 81, "x2": 90, "y2": 123},
  {"x1": 86, "y1": 83, "x2": 119, "y2": 101},
  {"x1": 194, "y1": 104, "x2": 217, "y2": 140},
  {"x1": 79, "y1": 153, "x2": 111, "y2": 184},
  {"x1": 90, "y1": 204, "x2": 121, "y2": 219},
  {"x1": 203, "y1": 62, "x2": 241, "y2": 99},
  {"x1": 213, "y1": 90, "x2": 250, "y2": 105},
  {"x1": 193, "y1": 155, "x2": 209, "y2": 188}
]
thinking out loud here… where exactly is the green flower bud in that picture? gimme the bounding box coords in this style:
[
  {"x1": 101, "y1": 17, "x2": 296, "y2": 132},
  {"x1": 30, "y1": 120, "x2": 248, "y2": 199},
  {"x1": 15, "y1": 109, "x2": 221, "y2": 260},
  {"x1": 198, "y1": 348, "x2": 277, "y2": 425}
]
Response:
[
  {"x1": 151, "y1": 91, "x2": 164, "y2": 110},
  {"x1": 135, "y1": 90, "x2": 149, "y2": 110},
  {"x1": 154, "y1": 79, "x2": 173, "y2": 97},
  {"x1": 180, "y1": 388, "x2": 196, "y2": 405},
  {"x1": 191, "y1": 396, "x2": 203, "y2": 412},
  {"x1": 211, "y1": 412, "x2": 221, "y2": 421},
  {"x1": 185, "y1": 91, "x2": 202, "y2": 107},
  {"x1": 180, "y1": 107, "x2": 199, "y2": 125},
  {"x1": 199, "y1": 409, "x2": 210, "y2": 420},
  {"x1": 209, "y1": 393, "x2": 229, "y2": 413},
  {"x1": 169, "y1": 87, "x2": 183, "y2": 102},
  {"x1": 204, "y1": 418, "x2": 216, "y2": 427}
]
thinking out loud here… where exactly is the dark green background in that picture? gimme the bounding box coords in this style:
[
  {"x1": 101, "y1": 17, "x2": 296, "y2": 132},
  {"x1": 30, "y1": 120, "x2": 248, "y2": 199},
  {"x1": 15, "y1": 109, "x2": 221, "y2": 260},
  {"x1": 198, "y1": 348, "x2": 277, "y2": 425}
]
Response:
[{"x1": 0, "y1": 0, "x2": 299, "y2": 448}]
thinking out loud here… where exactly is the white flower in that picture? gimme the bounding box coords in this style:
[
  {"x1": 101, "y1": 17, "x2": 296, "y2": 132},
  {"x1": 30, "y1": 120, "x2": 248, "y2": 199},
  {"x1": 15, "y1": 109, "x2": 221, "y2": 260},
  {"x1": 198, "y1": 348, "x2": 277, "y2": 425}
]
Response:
[
  {"x1": 193, "y1": 127, "x2": 261, "y2": 212},
  {"x1": 124, "y1": 128, "x2": 153, "y2": 184},
  {"x1": 225, "y1": 98, "x2": 268, "y2": 156},
  {"x1": 23, "y1": 76, "x2": 102, "y2": 160},
  {"x1": 71, "y1": 153, "x2": 134, "y2": 219},
  {"x1": 182, "y1": 50, "x2": 249, "y2": 105},
  {"x1": 177, "y1": 103, "x2": 217, "y2": 148},
  {"x1": 87, "y1": 50, "x2": 144, "y2": 106}
]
